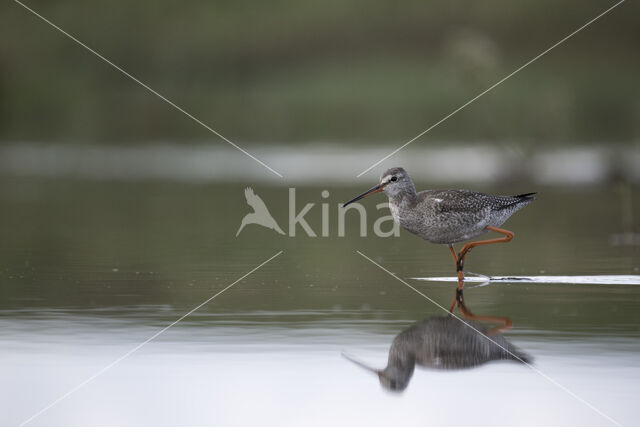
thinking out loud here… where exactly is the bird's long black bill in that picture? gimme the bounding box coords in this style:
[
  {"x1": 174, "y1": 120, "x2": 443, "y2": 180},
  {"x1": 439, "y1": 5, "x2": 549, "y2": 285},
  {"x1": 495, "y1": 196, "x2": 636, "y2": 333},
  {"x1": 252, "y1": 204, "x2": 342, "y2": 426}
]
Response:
[
  {"x1": 342, "y1": 184, "x2": 383, "y2": 207},
  {"x1": 341, "y1": 352, "x2": 380, "y2": 375}
]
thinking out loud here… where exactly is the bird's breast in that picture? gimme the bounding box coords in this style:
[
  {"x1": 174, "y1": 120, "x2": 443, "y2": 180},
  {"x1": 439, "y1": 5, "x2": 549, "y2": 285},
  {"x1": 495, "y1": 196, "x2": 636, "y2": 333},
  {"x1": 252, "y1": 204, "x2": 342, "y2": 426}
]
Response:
[{"x1": 389, "y1": 202, "x2": 402, "y2": 224}]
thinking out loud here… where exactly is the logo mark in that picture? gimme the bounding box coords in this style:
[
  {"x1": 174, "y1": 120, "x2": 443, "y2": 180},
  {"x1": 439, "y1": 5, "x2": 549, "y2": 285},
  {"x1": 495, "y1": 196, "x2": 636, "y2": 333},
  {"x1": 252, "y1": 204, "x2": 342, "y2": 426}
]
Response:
[
  {"x1": 236, "y1": 187, "x2": 286, "y2": 236},
  {"x1": 236, "y1": 187, "x2": 399, "y2": 237}
]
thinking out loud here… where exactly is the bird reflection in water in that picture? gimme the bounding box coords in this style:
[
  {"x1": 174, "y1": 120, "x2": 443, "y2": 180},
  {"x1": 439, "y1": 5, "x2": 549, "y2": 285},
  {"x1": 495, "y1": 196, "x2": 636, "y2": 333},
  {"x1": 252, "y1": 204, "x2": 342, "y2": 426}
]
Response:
[{"x1": 344, "y1": 289, "x2": 531, "y2": 392}]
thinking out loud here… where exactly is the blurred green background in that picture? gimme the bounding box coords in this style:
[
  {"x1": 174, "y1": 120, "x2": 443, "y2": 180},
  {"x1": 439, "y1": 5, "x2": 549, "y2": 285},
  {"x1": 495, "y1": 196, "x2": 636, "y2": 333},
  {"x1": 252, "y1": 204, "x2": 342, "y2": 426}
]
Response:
[{"x1": 2, "y1": 0, "x2": 639, "y2": 145}]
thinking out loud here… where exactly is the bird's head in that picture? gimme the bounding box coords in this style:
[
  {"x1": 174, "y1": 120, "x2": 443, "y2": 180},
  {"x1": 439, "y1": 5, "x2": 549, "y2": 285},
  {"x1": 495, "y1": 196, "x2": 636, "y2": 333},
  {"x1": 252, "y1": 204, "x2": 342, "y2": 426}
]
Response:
[
  {"x1": 342, "y1": 352, "x2": 412, "y2": 393},
  {"x1": 343, "y1": 167, "x2": 411, "y2": 207},
  {"x1": 377, "y1": 366, "x2": 412, "y2": 393}
]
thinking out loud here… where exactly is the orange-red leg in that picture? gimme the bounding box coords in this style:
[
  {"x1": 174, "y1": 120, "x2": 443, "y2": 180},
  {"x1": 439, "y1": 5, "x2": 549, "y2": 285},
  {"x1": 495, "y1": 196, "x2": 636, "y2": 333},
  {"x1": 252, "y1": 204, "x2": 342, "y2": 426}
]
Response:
[
  {"x1": 448, "y1": 292, "x2": 457, "y2": 313},
  {"x1": 453, "y1": 289, "x2": 512, "y2": 334},
  {"x1": 448, "y1": 244, "x2": 465, "y2": 292},
  {"x1": 455, "y1": 226, "x2": 514, "y2": 284},
  {"x1": 448, "y1": 244, "x2": 458, "y2": 264},
  {"x1": 448, "y1": 285, "x2": 461, "y2": 313}
]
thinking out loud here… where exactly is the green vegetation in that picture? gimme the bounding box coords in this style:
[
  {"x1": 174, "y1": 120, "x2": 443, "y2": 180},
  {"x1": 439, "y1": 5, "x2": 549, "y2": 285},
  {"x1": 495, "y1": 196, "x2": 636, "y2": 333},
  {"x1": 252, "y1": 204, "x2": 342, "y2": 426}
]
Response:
[{"x1": 1, "y1": 0, "x2": 639, "y2": 144}]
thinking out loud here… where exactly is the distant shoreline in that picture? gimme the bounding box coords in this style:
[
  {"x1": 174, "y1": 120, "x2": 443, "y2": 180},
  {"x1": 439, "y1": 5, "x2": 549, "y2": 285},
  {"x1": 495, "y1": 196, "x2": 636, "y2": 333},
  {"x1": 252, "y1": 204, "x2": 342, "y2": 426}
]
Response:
[{"x1": 1, "y1": 142, "x2": 638, "y2": 186}]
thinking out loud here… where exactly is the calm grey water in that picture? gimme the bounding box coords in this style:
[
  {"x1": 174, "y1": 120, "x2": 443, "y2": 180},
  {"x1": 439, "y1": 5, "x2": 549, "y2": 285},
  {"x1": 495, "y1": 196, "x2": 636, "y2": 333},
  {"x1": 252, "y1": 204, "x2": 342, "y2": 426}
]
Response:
[{"x1": 1, "y1": 178, "x2": 639, "y2": 426}]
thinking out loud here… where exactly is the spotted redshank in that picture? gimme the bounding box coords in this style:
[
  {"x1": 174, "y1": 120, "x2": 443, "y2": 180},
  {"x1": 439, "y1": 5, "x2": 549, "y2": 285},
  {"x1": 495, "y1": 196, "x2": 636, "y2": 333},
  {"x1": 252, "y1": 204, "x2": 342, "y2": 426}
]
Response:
[
  {"x1": 344, "y1": 167, "x2": 535, "y2": 288},
  {"x1": 343, "y1": 289, "x2": 530, "y2": 392}
]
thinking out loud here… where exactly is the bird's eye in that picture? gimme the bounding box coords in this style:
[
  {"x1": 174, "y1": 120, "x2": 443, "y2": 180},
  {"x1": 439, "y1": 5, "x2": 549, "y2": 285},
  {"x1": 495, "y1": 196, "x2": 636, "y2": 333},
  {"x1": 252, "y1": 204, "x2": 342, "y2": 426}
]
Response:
[{"x1": 390, "y1": 176, "x2": 398, "y2": 182}]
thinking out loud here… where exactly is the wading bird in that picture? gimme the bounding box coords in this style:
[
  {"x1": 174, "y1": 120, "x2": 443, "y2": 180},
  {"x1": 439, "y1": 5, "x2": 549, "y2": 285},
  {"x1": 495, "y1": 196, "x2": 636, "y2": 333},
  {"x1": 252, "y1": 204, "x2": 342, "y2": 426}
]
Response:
[
  {"x1": 344, "y1": 167, "x2": 535, "y2": 287},
  {"x1": 343, "y1": 289, "x2": 530, "y2": 392}
]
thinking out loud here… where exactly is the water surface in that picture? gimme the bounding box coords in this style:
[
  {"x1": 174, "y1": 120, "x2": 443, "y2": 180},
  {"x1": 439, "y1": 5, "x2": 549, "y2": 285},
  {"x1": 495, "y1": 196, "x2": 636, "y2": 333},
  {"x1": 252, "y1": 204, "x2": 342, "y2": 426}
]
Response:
[{"x1": 1, "y1": 178, "x2": 639, "y2": 426}]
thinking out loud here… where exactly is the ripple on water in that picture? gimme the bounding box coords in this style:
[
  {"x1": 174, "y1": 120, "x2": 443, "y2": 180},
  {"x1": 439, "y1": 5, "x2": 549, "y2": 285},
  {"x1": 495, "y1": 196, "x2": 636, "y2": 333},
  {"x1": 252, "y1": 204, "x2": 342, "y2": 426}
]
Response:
[{"x1": 411, "y1": 275, "x2": 640, "y2": 285}]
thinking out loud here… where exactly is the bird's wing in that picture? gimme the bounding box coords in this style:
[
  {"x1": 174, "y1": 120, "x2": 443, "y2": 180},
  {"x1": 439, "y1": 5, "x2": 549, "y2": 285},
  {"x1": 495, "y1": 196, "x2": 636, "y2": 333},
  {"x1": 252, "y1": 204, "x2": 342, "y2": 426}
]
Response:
[
  {"x1": 244, "y1": 187, "x2": 270, "y2": 213},
  {"x1": 420, "y1": 190, "x2": 490, "y2": 213}
]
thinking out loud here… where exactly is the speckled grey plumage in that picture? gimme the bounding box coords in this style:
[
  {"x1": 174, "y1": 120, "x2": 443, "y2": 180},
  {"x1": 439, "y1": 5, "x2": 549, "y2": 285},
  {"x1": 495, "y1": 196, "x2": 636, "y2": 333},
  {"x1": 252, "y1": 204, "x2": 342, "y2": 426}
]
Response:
[
  {"x1": 379, "y1": 316, "x2": 531, "y2": 392},
  {"x1": 381, "y1": 167, "x2": 535, "y2": 244}
]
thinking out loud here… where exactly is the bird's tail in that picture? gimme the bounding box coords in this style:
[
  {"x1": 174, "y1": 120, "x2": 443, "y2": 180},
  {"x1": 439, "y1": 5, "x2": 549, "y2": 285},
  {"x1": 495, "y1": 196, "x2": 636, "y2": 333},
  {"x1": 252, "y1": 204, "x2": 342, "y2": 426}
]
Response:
[
  {"x1": 496, "y1": 192, "x2": 536, "y2": 211},
  {"x1": 497, "y1": 338, "x2": 533, "y2": 364},
  {"x1": 511, "y1": 348, "x2": 533, "y2": 365}
]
